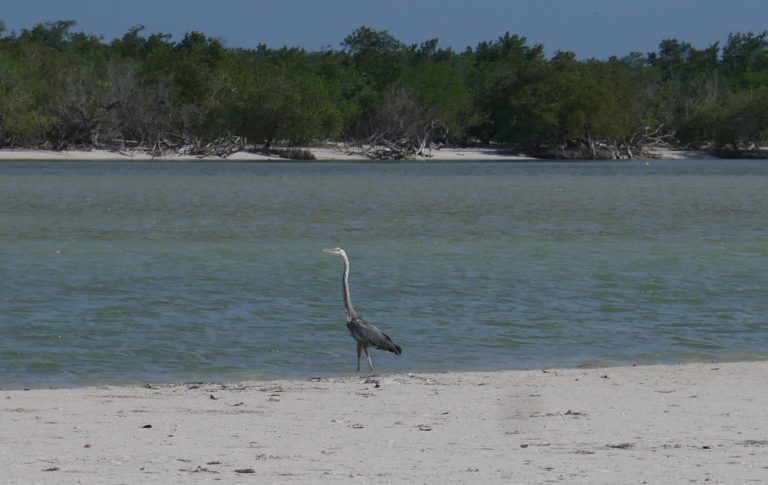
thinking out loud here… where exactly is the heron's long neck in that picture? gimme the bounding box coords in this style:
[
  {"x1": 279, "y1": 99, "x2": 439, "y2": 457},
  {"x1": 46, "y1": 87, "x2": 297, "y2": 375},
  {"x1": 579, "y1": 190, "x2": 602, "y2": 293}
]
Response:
[{"x1": 341, "y1": 254, "x2": 356, "y2": 321}]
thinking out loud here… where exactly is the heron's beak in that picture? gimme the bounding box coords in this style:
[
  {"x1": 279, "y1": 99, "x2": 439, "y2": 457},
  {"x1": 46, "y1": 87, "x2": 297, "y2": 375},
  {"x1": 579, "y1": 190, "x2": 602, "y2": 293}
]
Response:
[{"x1": 322, "y1": 248, "x2": 335, "y2": 254}]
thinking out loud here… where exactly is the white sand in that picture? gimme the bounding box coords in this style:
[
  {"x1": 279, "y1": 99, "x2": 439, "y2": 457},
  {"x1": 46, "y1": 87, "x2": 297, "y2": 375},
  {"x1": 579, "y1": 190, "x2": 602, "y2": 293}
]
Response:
[
  {"x1": 309, "y1": 146, "x2": 537, "y2": 161},
  {"x1": 0, "y1": 149, "x2": 279, "y2": 162},
  {"x1": 1, "y1": 146, "x2": 721, "y2": 162},
  {"x1": 0, "y1": 147, "x2": 536, "y2": 162},
  {"x1": 644, "y1": 148, "x2": 716, "y2": 160},
  {"x1": 0, "y1": 146, "x2": 721, "y2": 162},
  {"x1": 2, "y1": 361, "x2": 767, "y2": 484}
]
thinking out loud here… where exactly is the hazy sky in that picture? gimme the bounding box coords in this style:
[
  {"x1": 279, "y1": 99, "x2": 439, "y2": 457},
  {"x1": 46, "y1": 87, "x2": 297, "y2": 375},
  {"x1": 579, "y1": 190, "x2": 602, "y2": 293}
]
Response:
[{"x1": 3, "y1": 0, "x2": 768, "y2": 58}]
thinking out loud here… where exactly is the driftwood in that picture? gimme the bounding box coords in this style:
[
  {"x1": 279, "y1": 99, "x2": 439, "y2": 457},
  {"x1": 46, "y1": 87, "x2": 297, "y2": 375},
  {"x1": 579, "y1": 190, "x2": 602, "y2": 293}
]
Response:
[
  {"x1": 630, "y1": 124, "x2": 676, "y2": 158},
  {"x1": 103, "y1": 135, "x2": 246, "y2": 158},
  {"x1": 714, "y1": 142, "x2": 768, "y2": 159},
  {"x1": 351, "y1": 119, "x2": 443, "y2": 160},
  {"x1": 529, "y1": 123, "x2": 677, "y2": 160},
  {"x1": 347, "y1": 87, "x2": 447, "y2": 160}
]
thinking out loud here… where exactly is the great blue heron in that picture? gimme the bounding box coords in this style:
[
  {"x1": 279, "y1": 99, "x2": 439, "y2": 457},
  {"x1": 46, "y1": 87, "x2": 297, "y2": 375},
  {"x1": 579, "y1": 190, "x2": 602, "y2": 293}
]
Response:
[{"x1": 323, "y1": 247, "x2": 402, "y2": 372}]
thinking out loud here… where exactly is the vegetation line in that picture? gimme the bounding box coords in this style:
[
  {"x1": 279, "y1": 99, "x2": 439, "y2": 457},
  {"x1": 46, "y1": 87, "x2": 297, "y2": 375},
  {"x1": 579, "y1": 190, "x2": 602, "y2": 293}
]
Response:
[{"x1": 1, "y1": 20, "x2": 767, "y2": 159}]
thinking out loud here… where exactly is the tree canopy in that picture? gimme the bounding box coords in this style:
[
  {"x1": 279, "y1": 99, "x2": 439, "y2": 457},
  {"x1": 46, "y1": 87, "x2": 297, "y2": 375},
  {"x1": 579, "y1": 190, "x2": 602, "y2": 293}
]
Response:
[{"x1": 0, "y1": 20, "x2": 767, "y2": 158}]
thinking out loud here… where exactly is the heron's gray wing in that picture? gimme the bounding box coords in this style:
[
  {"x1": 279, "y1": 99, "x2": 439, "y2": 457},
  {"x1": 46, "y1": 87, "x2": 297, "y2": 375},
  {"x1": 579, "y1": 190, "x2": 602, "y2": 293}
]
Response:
[{"x1": 349, "y1": 317, "x2": 402, "y2": 355}]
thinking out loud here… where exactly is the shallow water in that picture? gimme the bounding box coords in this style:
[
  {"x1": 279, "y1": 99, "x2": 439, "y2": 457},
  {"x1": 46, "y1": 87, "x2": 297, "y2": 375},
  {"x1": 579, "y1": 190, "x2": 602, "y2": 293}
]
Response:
[{"x1": 1, "y1": 160, "x2": 767, "y2": 388}]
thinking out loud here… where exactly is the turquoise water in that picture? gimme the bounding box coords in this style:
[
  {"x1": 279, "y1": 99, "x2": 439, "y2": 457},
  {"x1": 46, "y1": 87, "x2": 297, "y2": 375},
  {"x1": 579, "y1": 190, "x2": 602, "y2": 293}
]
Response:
[{"x1": 1, "y1": 160, "x2": 767, "y2": 388}]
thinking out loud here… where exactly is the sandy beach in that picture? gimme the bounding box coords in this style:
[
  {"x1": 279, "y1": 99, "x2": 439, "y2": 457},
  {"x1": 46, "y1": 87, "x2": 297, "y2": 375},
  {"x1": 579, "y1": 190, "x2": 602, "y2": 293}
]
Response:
[
  {"x1": 0, "y1": 146, "x2": 718, "y2": 162},
  {"x1": 2, "y1": 361, "x2": 767, "y2": 484},
  {"x1": 0, "y1": 147, "x2": 533, "y2": 162}
]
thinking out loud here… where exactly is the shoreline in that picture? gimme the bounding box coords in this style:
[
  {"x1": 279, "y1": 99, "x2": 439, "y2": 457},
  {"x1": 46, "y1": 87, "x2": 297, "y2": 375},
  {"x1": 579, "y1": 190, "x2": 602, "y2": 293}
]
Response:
[
  {"x1": 0, "y1": 146, "x2": 723, "y2": 162},
  {"x1": 0, "y1": 146, "x2": 535, "y2": 162},
  {"x1": 2, "y1": 361, "x2": 767, "y2": 484}
]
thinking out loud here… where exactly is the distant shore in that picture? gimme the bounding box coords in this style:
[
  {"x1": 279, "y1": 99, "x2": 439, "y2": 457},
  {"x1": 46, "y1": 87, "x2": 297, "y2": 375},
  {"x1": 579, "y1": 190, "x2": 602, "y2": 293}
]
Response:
[
  {"x1": 0, "y1": 146, "x2": 722, "y2": 162},
  {"x1": 2, "y1": 361, "x2": 767, "y2": 484}
]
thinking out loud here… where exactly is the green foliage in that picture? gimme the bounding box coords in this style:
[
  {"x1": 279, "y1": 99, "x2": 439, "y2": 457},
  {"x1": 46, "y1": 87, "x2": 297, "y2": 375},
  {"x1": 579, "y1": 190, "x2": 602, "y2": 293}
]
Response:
[
  {"x1": 342, "y1": 26, "x2": 407, "y2": 89},
  {"x1": 0, "y1": 20, "x2": 767, "y2": 155},
  {"x1": 468, "y1": 33, "x2": 547, "y2": 142},
  {"x1": 389, "y1": 60, "x2": 478, "y2": 142},
  {"x1": 721, "y1": 32, "x2": 768, "y2": 88},
  {"x1": 210, "y1": 51, "x2": 342, "y2": 147},
  {"x1": 678, "y1": 86, "x2": 768, "y2": 151}
]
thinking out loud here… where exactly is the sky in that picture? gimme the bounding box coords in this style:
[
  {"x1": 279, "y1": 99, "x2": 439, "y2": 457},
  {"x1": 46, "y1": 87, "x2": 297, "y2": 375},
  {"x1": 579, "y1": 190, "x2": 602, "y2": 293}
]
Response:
[{"x1": 3, "y1": 0, "x2": 768, "y2": 59}]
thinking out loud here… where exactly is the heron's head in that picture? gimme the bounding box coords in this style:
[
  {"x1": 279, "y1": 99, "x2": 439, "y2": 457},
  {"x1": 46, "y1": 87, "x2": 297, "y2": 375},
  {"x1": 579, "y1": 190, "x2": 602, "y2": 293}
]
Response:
[{"x1": 323, "y1": 247, "x2": 346, "y2": 257}]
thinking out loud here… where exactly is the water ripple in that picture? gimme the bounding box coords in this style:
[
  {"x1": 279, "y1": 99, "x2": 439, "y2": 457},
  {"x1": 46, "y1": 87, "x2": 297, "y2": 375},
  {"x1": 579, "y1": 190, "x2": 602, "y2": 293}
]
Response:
[{"x1": 1, "y1": 160, "x2": 768, "y2": 388}]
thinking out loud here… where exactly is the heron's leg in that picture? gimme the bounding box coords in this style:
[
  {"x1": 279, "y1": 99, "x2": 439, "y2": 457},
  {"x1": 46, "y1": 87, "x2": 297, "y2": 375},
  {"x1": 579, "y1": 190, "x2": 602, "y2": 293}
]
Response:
[
  {"x1": 356, "y1": 342, "x2": 362, "y2": 372},
  {"x1": 364, "y1": 347, "x2": 375, "y2": 372}
]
